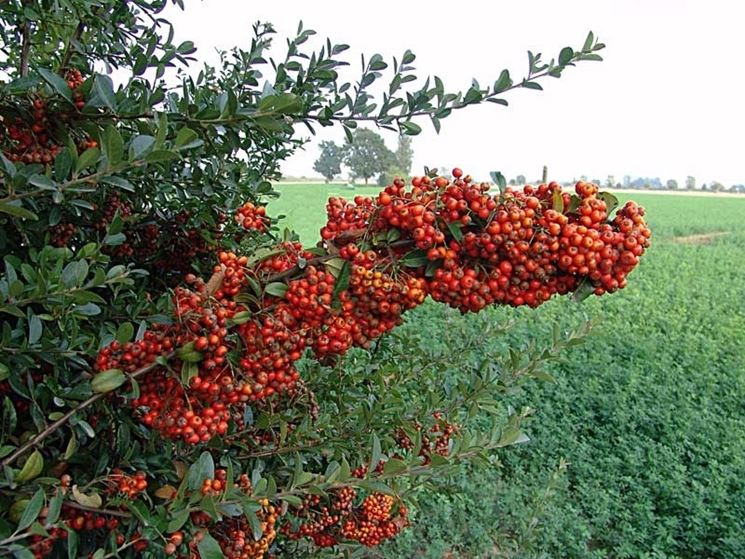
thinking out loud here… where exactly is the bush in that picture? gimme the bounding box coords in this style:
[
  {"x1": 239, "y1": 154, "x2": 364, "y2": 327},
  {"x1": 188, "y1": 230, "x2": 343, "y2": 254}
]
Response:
[{"x1": 0, "y1": 3, "x2": 642, "y2": 558}]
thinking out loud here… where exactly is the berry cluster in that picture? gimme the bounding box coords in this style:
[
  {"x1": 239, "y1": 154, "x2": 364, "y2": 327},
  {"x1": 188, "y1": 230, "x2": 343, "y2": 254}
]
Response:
[
  {"x1": 29, "y1": 501, "x2": 146, "y2": 559},
  {"x1": 1, "y1": 71, "x2": 91, "y2": 166},
  {"x1": 281, "y1": 482, "x2": 407, "y2": 548},
  {"x1": 321, "y1": 172, "x2": 651, "y2": 312},
  {"x1": 106, "y1": 469, "x2": 148, "y2": 499},
  {"x1": 235, "y1": 202, "x2": 269, "y2": 232},
  {"x1": 395, "y1": 413, "x2": 458, "y2": 465},
  {"x1": 2, "y1": 99, "x2": 63, "y2": 164}
]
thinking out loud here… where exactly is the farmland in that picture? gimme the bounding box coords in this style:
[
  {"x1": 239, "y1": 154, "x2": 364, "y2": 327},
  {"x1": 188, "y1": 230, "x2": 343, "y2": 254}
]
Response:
[{"x1": 270, "y1": 183, "x2": 745, "y2": 558}]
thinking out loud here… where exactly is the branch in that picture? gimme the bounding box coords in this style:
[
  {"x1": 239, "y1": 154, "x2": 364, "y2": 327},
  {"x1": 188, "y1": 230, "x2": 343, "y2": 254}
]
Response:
[{"x1": 20, "y1": 22, "x2": 31, "y2": 77}]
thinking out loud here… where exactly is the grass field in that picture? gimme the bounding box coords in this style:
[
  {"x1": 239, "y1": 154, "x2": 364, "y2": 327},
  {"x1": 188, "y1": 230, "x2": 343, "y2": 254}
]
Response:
[{"x1": 270, "y1": 184, "x2": 745, "y2": 558}]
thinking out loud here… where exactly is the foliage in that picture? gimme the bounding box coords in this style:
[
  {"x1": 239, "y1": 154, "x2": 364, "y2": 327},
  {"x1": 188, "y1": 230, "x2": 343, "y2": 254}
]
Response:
[
  {"x1": 343, "y1": 128, "x2": 395, "y2": 184},
  {"x1": 0, "y1": 1, "x2": 613, "y2": 557},
  {"x1": 313, "y1": 141, "x2": 344, "y2": 182}
]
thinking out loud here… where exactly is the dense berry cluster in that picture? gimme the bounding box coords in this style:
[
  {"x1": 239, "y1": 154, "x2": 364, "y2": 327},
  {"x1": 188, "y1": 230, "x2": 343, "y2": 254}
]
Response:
[
  {"x1": 321, "y1": 173, "x2": 651, "y2": 312},
  {"x1": 94, "y1": 171, "x2": 649, "y2": 447},
  {"x1": 235, "y1": 202, "x2": 268, "y2": 232},
  {"x1": 281, "y1": 481, "x2": 407, "y2": 548},
  {"x1": 106, "y1": 469, "x2": 148, "y2": 499}
]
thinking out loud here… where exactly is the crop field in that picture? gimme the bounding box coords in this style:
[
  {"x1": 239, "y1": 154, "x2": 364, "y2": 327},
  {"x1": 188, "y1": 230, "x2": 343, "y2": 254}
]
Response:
[{"x1": 270, "y1": 184, "x2": 745, "y2": 558}]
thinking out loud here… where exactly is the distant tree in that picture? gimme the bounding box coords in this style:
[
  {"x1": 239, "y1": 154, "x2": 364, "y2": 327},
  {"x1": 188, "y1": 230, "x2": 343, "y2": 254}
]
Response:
[
  {"x1": 701, "y1": 183, "x2": 709, "y2": 191},
  {"x1": 344, "y1": 128, "x2": 394, "y2": 184},
  {"x1": 666, "y1": 179, "x2": 678, "y2": 190},
  {"x1": 710, "y1": 181, "x2": 725, "y2": 192},
  {"x1": 394, "y1": 135, "x2": 414, "y2": 174},
  {"x1": 508, "y1": 178, "x2": 517, "y2": 186},
  {"x1": 580, "y1": 175, "x2": 588, "y2": 182},
  {"x1": 313, "y1": 140, "x2": 344, "y2": 182},
  {"x1": 606, "y1": 175, "x2": 615, "y2": 188},
  {"x1": 685, "y1": 176, "x2": 696, "y2": 190},
  {"x1": 516, "y1": 174, "x2": 526, "y2": 185},
  {"x1": 623, "y1": 175, "x2": 631, "y2": 188},
  {"x1": 615, "y1": 182, "x2": 623, "y2": 189}
]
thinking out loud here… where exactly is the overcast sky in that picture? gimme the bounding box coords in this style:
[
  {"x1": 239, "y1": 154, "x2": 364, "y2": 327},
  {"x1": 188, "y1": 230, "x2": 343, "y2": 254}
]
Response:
[{"x1": 166, "y1": 1, "x2": 744, "y2": 186}]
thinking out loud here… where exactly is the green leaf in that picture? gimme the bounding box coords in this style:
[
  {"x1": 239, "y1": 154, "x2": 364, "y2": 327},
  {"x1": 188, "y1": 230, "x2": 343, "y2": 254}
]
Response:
[
  {"x1": 264, "y1": 282, "x2": 288, "y2": 298},
  {"x1": 17, "y1": 488, "x2": 45, "y2": 530},
  {"x1": 181, "y1": 361, "x2": 199, "y2": 386},
  {"x1": 93, "y1": 74, "x2": 117, "y2": 110},
  {"x1": 490, "y1": 171, "x2": 507, "y2": 193},
  {"x1": 493, "y1": 69, "x2": 512, "y2": 93},
  {"x1": 0, "y1": 202, "x2": 38, "y2": 220},
  {"x1": 75, "y1": 147, "x2": 101, "y2": 173},
  {"x1": 522, "y1": 81, "x2": 543, "y2": 91},
  {"x1": 0, "y1": 152, "x2": 17, "y2": 177},
  {"x1": 53, "y1": 148, "x2": 73, "y2": 182},
  {"x1": 91, "y1": 369, "x2": 126, "y2": 393},
  {"x1": 175, "y1": 127, "x2": 199, "y2": 148},
  {"x1": 186, "y1": 451, "x2": 215, "y2": 490},
  {"x1": 447, "y1": 221, "x2": 464, "y2": 242},
  {"x1": 599, "y1": 191, "x2": 619, "y2": 215},
  {"x1": 368, "y1": 432, "x2": 382, "y2": 474},
  {"x1": 566, "y1": 194, "x2": 582, "y2": 214},
  {"x1": 72, "y1": 302, "x2": 101, "y2": 316},
  {"x1": 400, "y1": 121, "x2": 421, "y2": 135},
  {"x1": 559, "y1": 47, "x2": 575, "y2": 66},
  {"x1": 38, "y1": 68, "x2": 72, "y2": 102},
  {"x1": 129, "y1": 135, "x2": 155, "y2": 161},
  {"x1": 45, "y1": 488, "x2": 63, "y2": 526},
  {"x1": 464, "y1": 87, "x2": 482, "y2": 104},
  {"x1": 383, "y1": 458, "x2": 407, "y2": 475},
  {"x1": 531, "y1": 370, "x2": 557, "y2": 383},
  {"x1": 331, "y1": 261, "x2": 351, "y2": 302},
  {"x1": 552, "y1": 189, "x2": 564, "y2": 213},
  {"x1": 101, "y1": 125, "x2": 124, "y2": 166},
  {"x1": 115, "y1": 322, "x2": 134, "y2": 344},
  {"x1": 16, "y1": 450, "x2": 44, "y2": 483},
  {"x1": 166, "y1": 509, "x2": 190, "y2": 533},
  {"x1": 572, "y1": 278, "x2": 595, "y2": 303},
  {"x1": 246, "y1": 510, "x2": 263, "y2": 541},
  {"x1": 196, "y1": 533, "x2": 226, "y2": 558},
  {"x1": 583, "y1": 31, "x2": 595, "y2": 52},
  {"x1": 401, "y1": 249, "x2": 428, "y2": 268},
  {"x1": 67, "y1": 529, "x2": 78, "y2": 559},
  {"x1": 146, "y1": 149, "x2": 179, "y2": 163},
  {"x1": 101, "y1": 175, "x2": 134, "y2": 192},
  {"x1": 28, "y1": 315, "x2": 42, "y2": 344},
  {"x1": 280, "y1": 494, "x2": 303, "y2": 507}
]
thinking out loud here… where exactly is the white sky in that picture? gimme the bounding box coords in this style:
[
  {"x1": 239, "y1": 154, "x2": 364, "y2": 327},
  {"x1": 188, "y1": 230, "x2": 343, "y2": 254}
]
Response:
[{"x1": 167, "y1": 0, "x2": 745, "y2": 186}]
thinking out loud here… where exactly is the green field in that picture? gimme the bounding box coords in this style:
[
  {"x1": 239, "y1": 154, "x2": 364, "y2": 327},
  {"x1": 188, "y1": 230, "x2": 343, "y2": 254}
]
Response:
[{"x1": 271, "y1": 184, "x2": 745, "y2": 558}]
